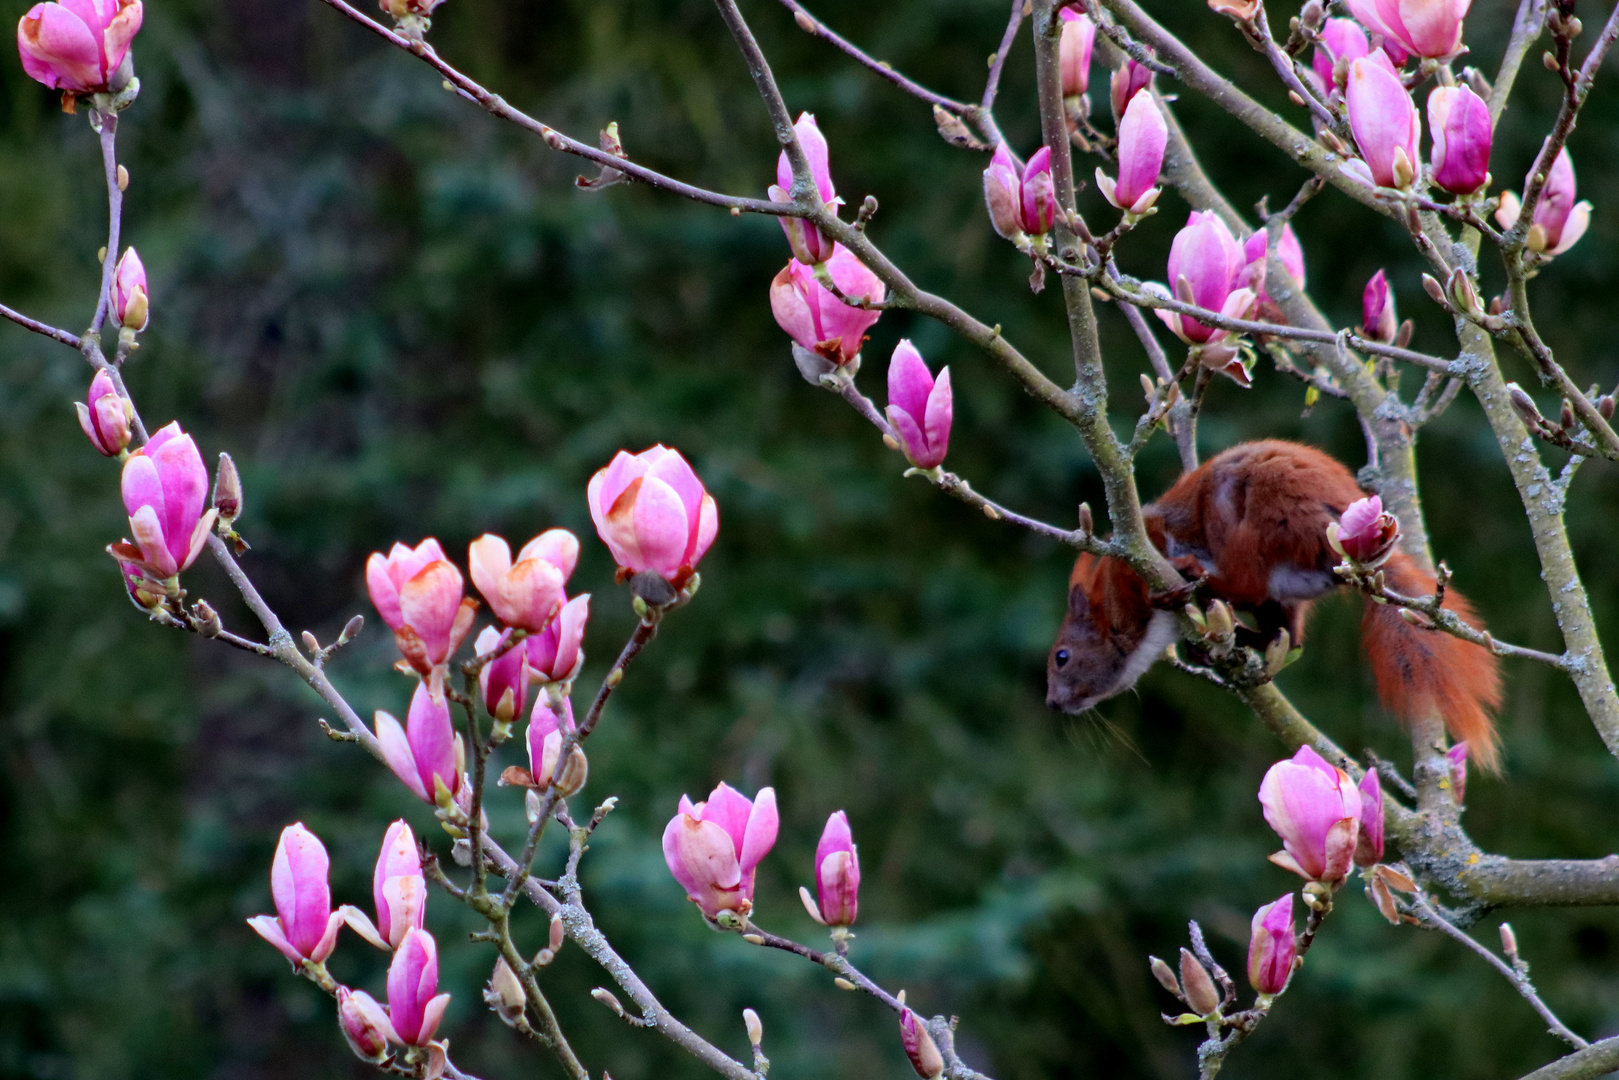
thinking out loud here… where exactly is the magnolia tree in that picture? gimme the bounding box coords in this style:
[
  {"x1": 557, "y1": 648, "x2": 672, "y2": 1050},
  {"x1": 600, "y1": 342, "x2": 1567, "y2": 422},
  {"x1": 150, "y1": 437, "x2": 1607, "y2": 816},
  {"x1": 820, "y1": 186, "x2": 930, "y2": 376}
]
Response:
[{"x1": 11, "y1": 0, "x2": 1619, "y2": 1075}]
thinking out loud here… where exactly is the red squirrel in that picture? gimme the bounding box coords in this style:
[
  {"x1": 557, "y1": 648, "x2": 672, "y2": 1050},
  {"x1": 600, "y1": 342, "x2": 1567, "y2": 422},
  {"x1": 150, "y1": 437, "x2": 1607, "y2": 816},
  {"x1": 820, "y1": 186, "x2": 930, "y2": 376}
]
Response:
[{"x1": 1046, "y1": 440, "x2": 1503, "y2": 770}]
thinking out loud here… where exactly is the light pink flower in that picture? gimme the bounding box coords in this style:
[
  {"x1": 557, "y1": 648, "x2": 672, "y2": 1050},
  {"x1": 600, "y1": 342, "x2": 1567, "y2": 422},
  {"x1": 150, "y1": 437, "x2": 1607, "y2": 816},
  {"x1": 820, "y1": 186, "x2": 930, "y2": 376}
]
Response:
[
  {"x1": 1355, "y1": 0, "x2": 1469, "y2": 59},
  {"x1": 807, "y1": 810, "x2": 860, "y2": 927},
  {"x1": 1258, "y1": 746, "x2": 1362, "y2": 884},
  {"x1": 337, "y1": 987, "x2": 395, "y2": 1060},
  {"x1": 769, "y1": 246, "x2": 886, "y2": 366},
  {"x1": 1111, "y1": 59, "x2": 1153, "y2": 120},
  {"x1": 885, "y1": 340, "x2": 952, "y2": 470},
  {"x1": 76, "y1": 368, "x2": 130, "y2": 457},
  {"x1": 468, "y1": 529, "x2": 577, "y2": 632},
  {"x1": 1497, "y1": 144, "x2": 1592, "y2": 255},
  {"x1": 1097, "y1": 91, "x2": 1166, "y2": 216},
  {"x1": 343, "y1": 820, "x2": 427, "y2": 951},
  {"x1": 112, "y1": 247, "x2": 148, "y2": 330},
  {"x1": 1059, "y1": 7, "x2": 1096, "y2": 98},
  {"x1": 1362, "y1": 269, "x2": 1398, "y2": 343},
  {"x1": 247, "y1": 823, "x2": 345, "y2": 967},
  {"x1": 587, "y1": 445, "x2": 718, "y2": 585},
  {"x1": 1311, "y1": 18, "x2": 1369, "y2": 96},
  {"x1": 475, "y1": 626, "x2": 529, "y2": 723},
  {"x1": 366, "y1": 544, "x2": 475, "y2": 677},
  {"x1": 1355, "y1": 770, "x2": 1385, "y2": 866},
  {"x1": 1428, "y1": 85, "x2": 1491, "y2": 195},
  {"x1": 366, "y1": 539, "x2": 446, "y2": 630},
  {"x1": 17, "y1": 0, "x2": 142, "y2": 94},
  {"x1": 1346, "y1": 55, "x2": 1421, "y2": 189},
  {"x1": 983, "y1": 143, "x2": 1057, "y2": 242},
  {"x1": 387, "y1": 928, "x2": 451, "y2": 1047},
  {"x1": 527, "y1": 592, "x2": 589, "y2": 684},
  {"x1": 376, "y1": 681, "x2": 463, "y2": 805},
  {"x1": 1154, "y1": 211, "x2": 1255, "y2": 345},
  {"x1": 1241, "y1": 223, "x2": 1305, "y2": 308},
  {"x1": 1343, "y1": 0, "x2": 1410, "y2": 63},
  {"x1": 662, "y1": 782, "x2": 779, "y2": 921},
  {"x1": 769, "y1": 112, "x2": 841, "y2": 265},
  {"x1": 117, "y1": 421, "x2": 215, "y2": 580},
  {"x1": 1246, "y1": 894, "x2": 1296, "y2": 995},
  {"x1": 525, "y1": 695, "x2": 586, "y2": 795},
  {"x1": 1333, "y1": 495, "x2": 1400, "y2": 566}
]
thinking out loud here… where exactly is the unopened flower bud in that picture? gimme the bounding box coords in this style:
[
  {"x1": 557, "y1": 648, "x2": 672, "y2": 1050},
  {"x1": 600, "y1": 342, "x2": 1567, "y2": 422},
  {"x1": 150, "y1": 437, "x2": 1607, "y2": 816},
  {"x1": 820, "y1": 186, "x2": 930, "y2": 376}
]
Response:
[
  {"x1": 213, "y1": 452, "x2": 242, "y2": 526},
  {"x1": 548, "y1": 912, "x2": 566, "y2": 954},
  {"x1": 1148, "y1": 955, "x2": 1182, "y2": 997},
  {"x1": 339, "y1": 614, "x2": 365, "y2": 644},
  {"x1": 1332, "y1": 495, "x2": 1400, "y2": 568},
  {"x1": 76, "y1": 369, "x2": 132, "y2": 457},
  {"x1": 1247, "y1": 895, "x2": 1297, "y2": 996},
  {"x1": 1446, "y1": 741, "x2": 1469, "y2": 804},
  {"x1": 743, "y1": 1007, "x2": 764, "y2": 1049},
  {"x1": 337, "y1": 987, "x2": 395, "y2": 1062},
  {"x1": 484, "y1": 957, "x2": 527, "y2": 1025},
  {"x1": 1500, "y1": 922, "x2": 1519, "y2": 960},
  {"x1": 1178, "y1": 948, "x2": 1221, "y2": 1016},
  {"x1": 1507, "y1": 383, "x2": 1545, "y2": 428},
  {"x1": 899, "y1": 1009, "x2": 944, "y2": 1079},
  {"x1": 112, "y1": 247, "x2": 149, "y2": 331},
  {"x1": 1361, "y1": 269, "x2": 1398, "y2": 344},
  {"x1": 1559, "y1": 399, "x2": 1576, "y2": 431}
]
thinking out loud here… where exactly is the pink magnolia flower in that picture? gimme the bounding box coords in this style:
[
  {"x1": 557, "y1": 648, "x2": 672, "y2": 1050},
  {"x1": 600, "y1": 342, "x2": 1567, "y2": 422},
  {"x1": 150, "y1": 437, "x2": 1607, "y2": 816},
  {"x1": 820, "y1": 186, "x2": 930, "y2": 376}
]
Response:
[
  {"x1": 1447, "y1": 741, "x2": 1469, "y2": 803},
  {"x1": 1258, "y1": 746, "x2": 1362, "y2": 884},
  {"x1": 1247, "y1": 894, "x2": 1297, "y2": 995},
  {"x1": 76, "y1": 368, "x2": 131, "y2": 457},
  {"x1": 367, "y1": 541, "x2": 476, "y2": 678},
  {"x1": 1362, "y1": 269, "x2": 1398, "y2": 343},
  {"x1": 468, "y1": 529, "x2": 577, "y2": 632},
  {"x1": 804, "y1": 810, "x2": 860, "y2": 927},
  {"x1": 769, "y1": 112, "x2": 842, "y2": 265},
  {"x1": 1331, "y1": 495, "x2": 1400, "y2": 566},
  {"x1": 1111, "y1": 59, "x2": 1154, "y2": 120},
  {"x1": 527, "y1": 592, "x2": 589, "y2": 684},
  {"x1": 1428, "y1": 85, "x2": 1491, "y2": 195},
  {"x1": 900, "y1": 1009, "x2": 945, "y2": 1079},
  {"x1": 1241, "y1": 223, "x2": 1306, "y2": 309},
  {"x1": 769, "y1": 246, "x2": 886, "y2": 366},
  {"x1": 885, "y1": 340, "x2": 953, "y2": 470},
  {"x1": 1497, "y1": 144, "x2": 1592, "y2": 255},
  {"x1": 1059, "y1": 7, "x2": 1096, "y2": 98},
  {"x1": 1356, "y1": 770, "x2": 1385, "y2": 866},
  {"x1": 246, "y1": 823, "x2": 345, "y2": 967},
  {"x1": 376, "y1": 681, "x2": 463, "y2": 806},
  {"x1": 1154, "y1": 210, "x2": 1255, "y2": 345},
  {"x1": 17, "y1": 0, "x2": 142, "y2": 95},
  {"x1": 337, "y1": 987, "x2": 395, "y2": 1061},
  {"x1": 1097, "y1": 91, "x2": 1166, "y2": 216},
  {"x1": 344, "y1": 820, "x2": 427, "y2": 951},
  {"x1": 662, "y1": 782, "x2": 779, "y2": 921},
  {"x1": 587, "y1": 445, "x2": 718, "y2": 585},
  {"x1": 526, "y1": 695, "x2": 587, "y2": 795},
  {"x1": 387, "y1": 928, "x2": 451, "y2": 1047},
  {"x1": 475, "y1": 626, "x2": 529, "y2": 723},
  {"x1": 983, "y1": 143, "x2": 1057, "y2": 243},
  {"x1": 1311, "y1": 18, "x2": 1369, "y2": 96},
  {"x1": 1350, "y1": 0, "x2": 1469, "y2": 59},
  {"x1": 1346, "y1": 55, "x2": 1421, "y2": 189},
  {"x1": 1342, "y1": 0, "x2": 1408, "y2": 63},
  {"x1": 116, "y1": 421, "x2": 215, "y2": 580},
  {"x1": 112, "y1": 247, "x2": 148, "y2": 330}
]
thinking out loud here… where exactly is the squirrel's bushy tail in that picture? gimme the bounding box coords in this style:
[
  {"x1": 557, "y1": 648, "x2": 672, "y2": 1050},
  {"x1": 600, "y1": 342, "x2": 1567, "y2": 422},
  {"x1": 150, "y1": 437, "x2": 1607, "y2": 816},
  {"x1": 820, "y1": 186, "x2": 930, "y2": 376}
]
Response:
[{"x1": 1361, "y1": 551, "x2": 1503, "y2": 772}]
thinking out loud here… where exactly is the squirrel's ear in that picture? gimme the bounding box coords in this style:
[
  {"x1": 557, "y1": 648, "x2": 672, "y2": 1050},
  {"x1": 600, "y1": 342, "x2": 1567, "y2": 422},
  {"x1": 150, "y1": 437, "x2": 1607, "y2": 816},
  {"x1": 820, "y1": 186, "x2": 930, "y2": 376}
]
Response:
[{"x1": 1067, "y1": 585, "x2": 1090, "y2": 619}]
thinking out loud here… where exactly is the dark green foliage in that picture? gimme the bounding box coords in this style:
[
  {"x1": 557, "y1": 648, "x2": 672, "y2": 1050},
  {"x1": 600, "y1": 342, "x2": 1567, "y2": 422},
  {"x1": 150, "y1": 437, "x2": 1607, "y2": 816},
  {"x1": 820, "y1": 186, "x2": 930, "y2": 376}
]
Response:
[{"x1": 3, "y1": 0, "x2": 1619, "y2": 1077}]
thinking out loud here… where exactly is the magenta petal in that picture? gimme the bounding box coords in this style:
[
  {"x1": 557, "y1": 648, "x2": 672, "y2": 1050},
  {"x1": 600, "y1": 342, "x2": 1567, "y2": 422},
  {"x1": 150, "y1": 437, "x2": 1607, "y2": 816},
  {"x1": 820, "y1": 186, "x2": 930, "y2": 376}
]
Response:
[
  {"x1": 374, "y1": 819, "x2": 421, "y2": 931},
  {"x1": 888, "y1": 406, "x2": 928, "y2": 467},
  {"x1": 739, "y1": 787, "x2": 779, "y2": 877},
  {"x1": 150, "y1": 433, "x2": 208, "y2": 569},
  {"x1": 1347, "y1": 57, "x2": 1420, "y2": 186},
  {"x1": 375, "y1": 711, "x2": 428, "y2": 801},
  {"x1": 271, "y1": 823, "x2": 331, "y2": 958},
  {"x1": 406, "y1": 682, "x2": 456, "y2": 799},
  {"x1": 20, "y1": 4, "x2": 102, "y2": 90},
  {"x1": 687, "y1": 495, "x2": 718, "y2": 570},
  {"x1": 700, "y1": 782, "x2": 754, "y2": 853},
  {"x1": 1115, "y1": 93, "x2": 1167, "y2": 208},
  {"x1": 129, "y1": 504, "x2": 176, "y2": 578},
  {"x1": 887, "y1": 340, "x2": 933, "y2": 421},
  {"x1": 921, "y1": 367, "x2": 953, "y2": 466},
  {"x1": 120, "y1": 453, "x2": 164, "y2": 522}
]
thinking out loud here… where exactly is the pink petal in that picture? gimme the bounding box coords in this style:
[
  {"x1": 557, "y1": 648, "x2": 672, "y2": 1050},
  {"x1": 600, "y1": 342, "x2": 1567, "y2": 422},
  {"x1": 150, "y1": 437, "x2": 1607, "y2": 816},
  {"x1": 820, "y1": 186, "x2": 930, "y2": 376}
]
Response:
[
  {"x1": 687, "y1": 494, "x2": 719, "y2": 570},
  {"x1": 18, "y1": 3, "x2": 101, "y2": 91},
  {"x1": 739, "y1": 786, "x2": 779, "y2": 876},
  {"x1": 921, "y1": 367, "x2": 953, "y2": 466},
  {"x1": 627, "y1": 475, "x2": 691, "y2": 577},
  {"x1": 246, "y1": 915, "x2": 305, "y2": 966},
  {"x1": 886, "y1": 340, "x2": 934, "y2": 421},
  {"x1": 700, "y1": 782, "x2": 754, "y2": 854},
  {"x1": 518, "y1": 528, "x2": 580, "y2": 581},
  {"x1": 375, "y1": 710, "x2": 429, "y2": 801},
  {"x1": 1115, "y1": 92, "x2": 1167, "y2": 209},
  {"x1": 128, "y1": 504, "x2": 176, "y2": 578},
  {"x1": 271, "y1": 823, "x2": 331, "y2": 957},
  {"x1": 399, "y1": 561, "x2": 465, "y2": 662}
]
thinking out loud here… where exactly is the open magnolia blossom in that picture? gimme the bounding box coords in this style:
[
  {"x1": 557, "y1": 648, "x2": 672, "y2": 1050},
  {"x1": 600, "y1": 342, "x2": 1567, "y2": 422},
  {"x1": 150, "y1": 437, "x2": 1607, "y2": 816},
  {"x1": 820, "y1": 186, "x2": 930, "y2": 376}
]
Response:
[
  {"x1": 17, "y1": 0, "x2": 142, "y2": 94},
  {"x1": 110, "y1": 421, "x2": 216, "y2": 584},
  {"x1": 468, "y1": 529, "x2": 577, "y2": 632},
  {"x1": 1496, "y1": 143, "x2": 1592, "y2": 255},
  {"x1": 366, "y1": 538, "x2": 478, "y2": 680},
  {"x1": 1258, "y1": 747, "x2": 1362, "y2": 885},
  {"x1": 769, "y1": 245, "x2": 886, "y2": 366},
  {"x1": 587, "y1": 445, "x2": 718, "y2": 586},
  {"x1": 983, "y1": 143, "x2": 1056, "y2": 245},
  {"x1": 1328, "y1": 495, "x2": 1400, "y2": 567},
  {"x1": 1153, "y1": 211, "x2": 1256, "y2": 349},
  {"x1": 662, "y1": 782, "x2": 779, "y2": 921},
  {"x1": 1096, "y1": 91, "x2": 1166, "y2": 216}
]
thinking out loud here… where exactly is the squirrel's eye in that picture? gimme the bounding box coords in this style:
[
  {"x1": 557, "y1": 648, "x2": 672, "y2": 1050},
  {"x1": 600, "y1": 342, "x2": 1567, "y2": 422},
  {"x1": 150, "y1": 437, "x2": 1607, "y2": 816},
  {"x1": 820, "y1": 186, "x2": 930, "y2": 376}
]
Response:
[{"x1": 1055, "y1": 649, "x2": 1070, "y2": 667}]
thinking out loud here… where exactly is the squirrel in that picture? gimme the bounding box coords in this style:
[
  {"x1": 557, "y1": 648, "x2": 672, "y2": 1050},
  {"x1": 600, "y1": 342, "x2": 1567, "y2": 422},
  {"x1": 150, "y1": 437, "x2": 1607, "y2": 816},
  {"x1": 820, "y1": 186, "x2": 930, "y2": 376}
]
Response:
[{"x1": 1046, "y1": 440, "x2": 1503, "y2": 771}]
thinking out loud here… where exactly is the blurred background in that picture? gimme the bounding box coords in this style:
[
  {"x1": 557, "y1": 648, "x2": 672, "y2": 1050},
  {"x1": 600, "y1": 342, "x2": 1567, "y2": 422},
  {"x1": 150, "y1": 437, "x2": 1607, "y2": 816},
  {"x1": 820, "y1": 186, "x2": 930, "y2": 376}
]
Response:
[{"x1": 4, "y1": 0, "x2": 1619, "y2": 1076}]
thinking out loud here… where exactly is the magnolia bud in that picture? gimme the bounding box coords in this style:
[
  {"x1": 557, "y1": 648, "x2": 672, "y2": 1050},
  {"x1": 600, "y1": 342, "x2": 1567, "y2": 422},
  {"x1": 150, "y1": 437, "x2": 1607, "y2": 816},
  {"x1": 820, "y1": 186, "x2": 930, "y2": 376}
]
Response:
[
  {"x1": 743, "y1": 1007, "x2": 764, "y2": 1049},
  {"x1": 1500, "y1": 922, "x2": 1519, "y2": 961},
  {"x1": 1507, "y1": 383, "x2": 1545, "y2": 428},
  {"x1": 213, "y1": 452, "x2": 242, "y2": 526},
  {"x1": 1179, "y1": 949, "x2": 1221, "y2": 1016},
  {"x1": 899, "y1": 1009, "x2": 945, "y2": 1079},
  {"x1": 1148, "y1": 955, "x2": 1182, "y2": 997},
  {"x1": 485, "y1": 957, "x2": 527, "y2": 1025}
]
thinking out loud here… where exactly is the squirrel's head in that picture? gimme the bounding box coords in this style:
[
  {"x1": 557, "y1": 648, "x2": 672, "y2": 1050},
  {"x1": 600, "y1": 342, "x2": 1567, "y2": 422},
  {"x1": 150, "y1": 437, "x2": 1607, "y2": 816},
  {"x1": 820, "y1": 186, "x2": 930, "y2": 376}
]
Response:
[{"x1": 1047, "y1": 556, "x2": 1178, "y2": 713}]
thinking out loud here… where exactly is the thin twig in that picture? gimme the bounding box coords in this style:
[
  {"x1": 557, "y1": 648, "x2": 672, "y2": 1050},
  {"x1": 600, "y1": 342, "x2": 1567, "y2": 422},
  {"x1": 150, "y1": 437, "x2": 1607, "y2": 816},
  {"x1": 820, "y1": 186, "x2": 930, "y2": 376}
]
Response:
[
  {"x1": 89, "y1": 112, "x2": 123, "y2": 334},
  {"x1": 0, "y1": 302, "x2": 82, "y2": 347}
]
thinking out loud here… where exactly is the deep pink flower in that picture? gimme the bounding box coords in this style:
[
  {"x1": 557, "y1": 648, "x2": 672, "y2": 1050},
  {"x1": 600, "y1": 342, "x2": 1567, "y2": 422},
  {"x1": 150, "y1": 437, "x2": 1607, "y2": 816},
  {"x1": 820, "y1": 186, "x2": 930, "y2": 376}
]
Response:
[
  {"x1": 983, "y1": 143, "x2": 1057, "y2": 242},
  {"x1": 17, "y1": 0, "x2": 142, "y2": 94},
  {"x1": 587, "y1": 445, "x2": 718, "y2": 585},
  {"x1": 1097, "y1": 91, "x2": 1166, "y2": 216},
  {"x1": 1428, "y1": 85, "x2": 1491, "y2": 195},
  {"x1": 526, "y1": 592, "x2": 589, "y2": 684},
  {"x1": 1111, "y1": 59, "x2": 1154, "y2": 120},
  {"x1": 526, "y1": 695, "x2": 586, "y2": 795},
  {"x1": 1059, "y1": 7, "x2": 1096, "y2": 98},
  {"x1": 118, "y1": 421, "x2": 215, "y2": 580},
  {"x1": 1346, "y1": 55, "x2": 1421, "y2": 189},
  {"x1": 1258, "y1": 746, "x2": 1362, "y2": 884},
  {"x1": 1247, "y1": 894, "x2": 1297, "y2": 995},
  {"x1": 343, "y1": 820, "x2": 427, "y2": 951},
  {"x1": 376, "y1": 681, "x2": 463, "y2": 805},
  {"x1": 900, "y1": 1009, "x2": 944, "y2": 1079},
  {"x1": 769, "y1": 112, "x2": 841, "y2": 265},
  {"x1": 1497, "y1": 144, "x2": 1592, "y2": 255},
  {"x1": 337, "y1": 987, "x2": 395, "y2": 1060},
  {"x1": 366, "y1": 543, "x2": 475, "y2": 678},
  {"x1": 885, "y1": 340, "x2": 952, "y2": 470},
  {"x1": 475, "y1": 626, "x2": 530, "y2": 723},
  {"x1": 112, "y1": 247, "x2": 148, "y2": 330},
  {"x1": 1311, "y1": 18, "x2": 1369, "y2": 96},
  {"x1": 1343, "y1": 0, "x2": 1409, "y2": 62},
  {"x1": 1355, "y1": 0, "x2": 1469, "y2": 59},
  {"x1": 1332, "y1": 495, "x2": 1400, "y2": 566},
  {"x1": 1154, "y1": 211, "x2": 1255, "y2": 345},
  {"x1": 809, "y1": 810, "x2": 860, "y2": 927},
  {"x1": 77, "y1": 368, "x2": 130, "y2": 457},
  {"x1": 469, "y1": 529, "x2": 577, "y2": 632},
  {"x1": 662, "y1": 782, "x2": 779, "y2": 921},
  {"x1": 1241, "y1": 223, "x2": 1306, "y2": 308},
  {"x1": 769, "y1": 246, "x2": 886, "y2": 366},
  {"x1": 1362, "y1": 269, "x2": 1398, "y2": 343},
  {"x1": 1355, "y1": 770, "x2": 1385, "y2": 866},
  {"x1": 387, "y1": 928, "x2": 451, "y2": 1047},
  {"x1": 247, "y1": 823, "x2": 345, "y2": 967}
]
